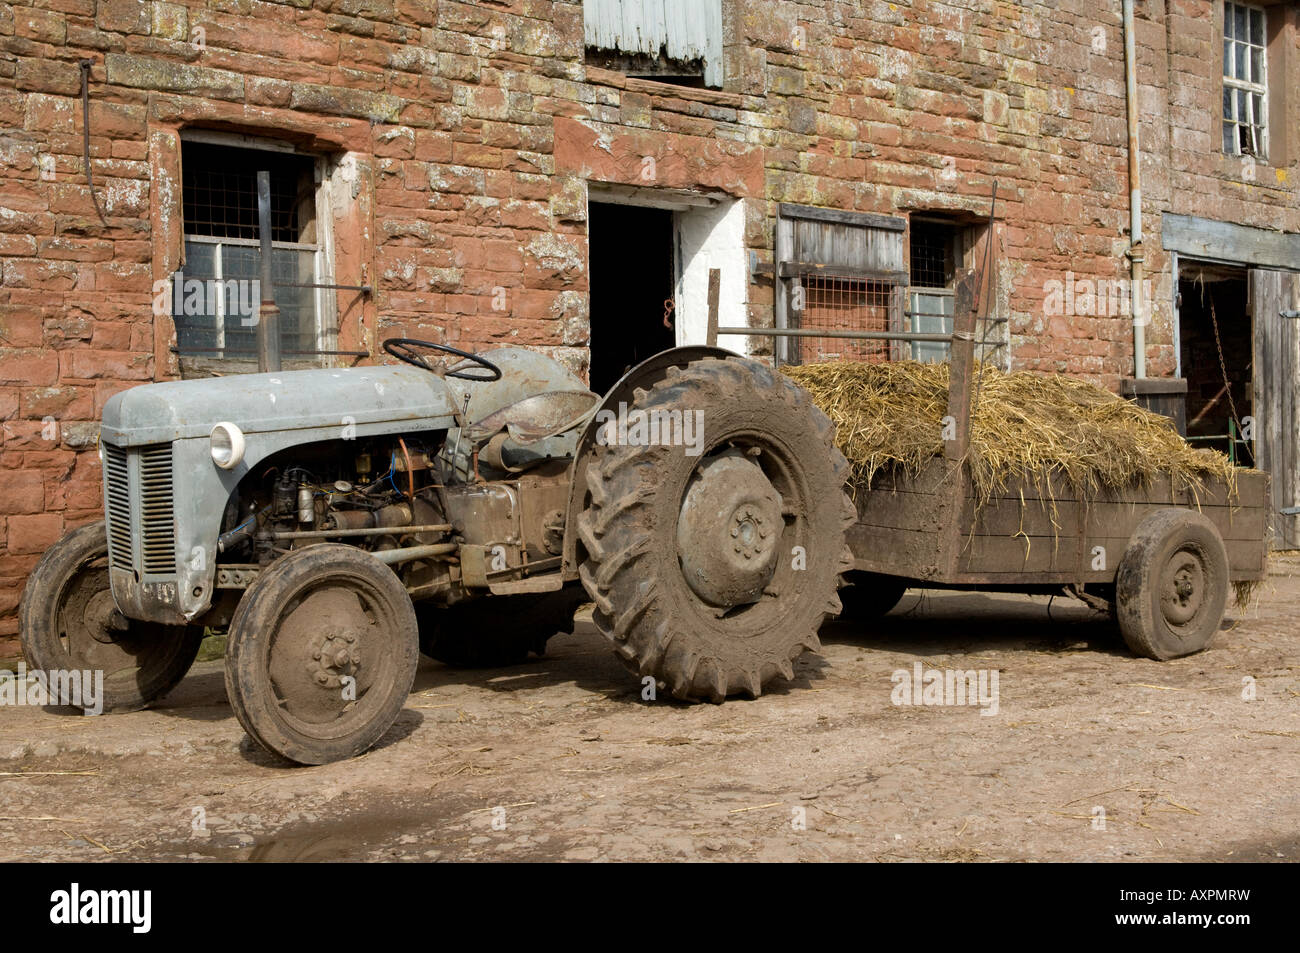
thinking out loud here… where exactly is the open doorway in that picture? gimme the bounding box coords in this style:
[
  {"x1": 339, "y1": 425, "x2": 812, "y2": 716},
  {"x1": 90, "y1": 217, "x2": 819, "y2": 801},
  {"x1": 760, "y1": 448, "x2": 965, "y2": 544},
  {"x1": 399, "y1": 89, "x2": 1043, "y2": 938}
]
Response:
[
  {"x1": 587, "y1": 201, "x2": 676, "y2": 395},
  {"x1": 1178, "y1": 264, "x2": 1253, "y2": 465}
]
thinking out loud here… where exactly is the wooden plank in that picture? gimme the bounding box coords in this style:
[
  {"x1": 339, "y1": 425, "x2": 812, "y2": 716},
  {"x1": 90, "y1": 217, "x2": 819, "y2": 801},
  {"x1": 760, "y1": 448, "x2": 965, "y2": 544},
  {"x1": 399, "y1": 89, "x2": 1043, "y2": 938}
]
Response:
[
  {"x1": 848, "y1": 523, "x2": 944, "y2": 578},
  {"x1": 1251, "y1": 268, "x2": 1300, "y2": 548},
  {"x1": 705, "y1": 267, "x2": 720, "y2": 348},
  {"x1": 1163, "y1": 214, "x2": 1300, "y2": 272},
  {"x1": 777, "y1": 261, "x2": 907, "y2": 282},
  {"x1": 778, "y1": 202, "x2": 906, "y2": 232}
]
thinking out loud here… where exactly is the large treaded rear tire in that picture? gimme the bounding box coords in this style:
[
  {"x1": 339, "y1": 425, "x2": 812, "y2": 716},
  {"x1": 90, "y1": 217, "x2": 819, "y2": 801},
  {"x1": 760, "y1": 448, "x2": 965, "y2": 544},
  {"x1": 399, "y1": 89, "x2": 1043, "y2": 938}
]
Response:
[
  {"x1": 839, "y1": 571, "x2": 908, "y2": 621},
  {"x1": 578, "y1": 357, "x2": 855, "y2": 702},
  {"x1": 416, "y1": 589, "x2": 586, "y2": 667}
]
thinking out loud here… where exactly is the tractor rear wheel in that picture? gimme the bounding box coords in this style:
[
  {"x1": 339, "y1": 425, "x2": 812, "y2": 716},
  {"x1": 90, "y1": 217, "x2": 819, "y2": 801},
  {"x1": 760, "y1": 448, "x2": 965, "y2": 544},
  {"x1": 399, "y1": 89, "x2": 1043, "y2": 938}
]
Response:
[
  {"x1": 839, "y1": 571, "x2": 908, "y2": 620},
  {"x1": 19, "y1": 521, "x2": 203, "y2": 713},
  {"x1": 224, "y1": 544, "x2": 418, "y2": 764},
  {"x1": 416, "y1": 589, "x2": 586, "y2": 667},
  {"x1": 578, "y1": 357, "x2": 855, "y2": 702},
  {"x1": 1115, "y1": 509, "x2": 1229, "y2": 660}
]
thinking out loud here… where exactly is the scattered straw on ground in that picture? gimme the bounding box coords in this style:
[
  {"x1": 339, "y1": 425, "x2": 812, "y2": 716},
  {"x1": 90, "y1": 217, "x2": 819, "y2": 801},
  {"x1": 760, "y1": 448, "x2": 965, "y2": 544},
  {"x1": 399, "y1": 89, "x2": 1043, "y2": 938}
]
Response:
[{"x1": 784, "y1": 360, "x2": 1240, "y2": 504}]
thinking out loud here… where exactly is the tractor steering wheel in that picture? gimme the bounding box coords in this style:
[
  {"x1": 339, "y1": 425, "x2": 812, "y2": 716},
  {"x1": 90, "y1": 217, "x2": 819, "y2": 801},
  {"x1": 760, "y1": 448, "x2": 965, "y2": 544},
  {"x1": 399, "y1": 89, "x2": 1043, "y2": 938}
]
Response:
[{"x1": 382, "y1": 338, "x2": 502, "y2": 381}]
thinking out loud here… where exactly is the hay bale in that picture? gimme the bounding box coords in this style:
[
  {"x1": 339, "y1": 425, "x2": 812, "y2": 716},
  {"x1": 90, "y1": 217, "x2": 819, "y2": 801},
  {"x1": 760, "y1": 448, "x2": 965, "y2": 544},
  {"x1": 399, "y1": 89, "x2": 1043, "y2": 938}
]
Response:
[{"x1": 782, "y1": 360, "x2": 1240, "y2": 503}]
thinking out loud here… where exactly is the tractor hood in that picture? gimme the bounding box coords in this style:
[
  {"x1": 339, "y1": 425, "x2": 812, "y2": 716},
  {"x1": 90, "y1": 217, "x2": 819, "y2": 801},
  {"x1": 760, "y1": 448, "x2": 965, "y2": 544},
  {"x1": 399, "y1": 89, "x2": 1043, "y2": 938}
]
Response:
[{"x1": 101, "y1": 365, "x2": 456, "y2": 446}]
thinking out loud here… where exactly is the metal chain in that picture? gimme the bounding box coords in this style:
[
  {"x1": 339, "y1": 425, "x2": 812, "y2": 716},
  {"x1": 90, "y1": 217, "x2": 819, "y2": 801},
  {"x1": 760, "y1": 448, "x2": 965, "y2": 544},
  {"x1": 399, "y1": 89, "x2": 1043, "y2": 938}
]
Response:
[{"x1": 1207, "y1": 293, "x2": 1252, "y2": 463}]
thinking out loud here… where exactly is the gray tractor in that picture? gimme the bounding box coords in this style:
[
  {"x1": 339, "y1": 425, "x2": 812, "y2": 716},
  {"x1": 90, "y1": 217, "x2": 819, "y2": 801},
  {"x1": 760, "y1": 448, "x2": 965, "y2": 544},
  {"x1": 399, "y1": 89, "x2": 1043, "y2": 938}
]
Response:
[{"x1": 20, "y1": 340, "x2": 854, "y2": 764}]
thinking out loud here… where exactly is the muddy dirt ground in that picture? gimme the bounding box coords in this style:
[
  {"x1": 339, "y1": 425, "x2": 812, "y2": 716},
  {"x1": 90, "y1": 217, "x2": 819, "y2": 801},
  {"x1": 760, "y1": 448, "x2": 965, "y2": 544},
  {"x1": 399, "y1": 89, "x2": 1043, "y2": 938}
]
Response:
[{"x1": 1, "y1": 556, "x2": 1297, "y2": 863}]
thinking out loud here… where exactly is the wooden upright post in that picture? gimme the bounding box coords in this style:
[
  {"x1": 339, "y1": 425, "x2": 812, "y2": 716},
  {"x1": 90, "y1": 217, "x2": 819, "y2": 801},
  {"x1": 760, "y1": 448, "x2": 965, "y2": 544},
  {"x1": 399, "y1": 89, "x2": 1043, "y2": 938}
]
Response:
[
  {"x1": 705, "y1": 267, "x2": 720, "y2": 348},
  {"x1": 944, "y1": 269, "x2": 979, "y2": 464},
  {"x1": 936, "y1": 268, "x2": 981, "y2": 575}
]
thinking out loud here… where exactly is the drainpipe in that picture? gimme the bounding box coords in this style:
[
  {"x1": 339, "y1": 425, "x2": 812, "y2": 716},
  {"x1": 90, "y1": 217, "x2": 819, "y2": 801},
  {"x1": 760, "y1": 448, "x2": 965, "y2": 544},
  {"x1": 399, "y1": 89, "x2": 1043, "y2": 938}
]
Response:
[{"x1": 1123, "y1": 0, "x2": 1145, "y2": 378}]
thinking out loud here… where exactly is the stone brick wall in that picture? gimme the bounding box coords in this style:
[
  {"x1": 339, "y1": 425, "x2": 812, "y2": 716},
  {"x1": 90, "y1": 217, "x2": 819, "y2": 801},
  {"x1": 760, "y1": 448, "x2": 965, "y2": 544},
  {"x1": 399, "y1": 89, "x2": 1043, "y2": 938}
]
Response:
[{"x1": 0, "y1": 0, "x2": 1296, "y2": 645}]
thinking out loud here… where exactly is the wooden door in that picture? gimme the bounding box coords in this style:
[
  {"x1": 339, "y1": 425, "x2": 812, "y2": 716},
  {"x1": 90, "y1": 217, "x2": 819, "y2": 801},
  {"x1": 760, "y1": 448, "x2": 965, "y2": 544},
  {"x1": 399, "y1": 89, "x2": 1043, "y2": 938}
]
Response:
[{"x1": 1250, "y1": 268, "x2": 1300, "y2": 548}]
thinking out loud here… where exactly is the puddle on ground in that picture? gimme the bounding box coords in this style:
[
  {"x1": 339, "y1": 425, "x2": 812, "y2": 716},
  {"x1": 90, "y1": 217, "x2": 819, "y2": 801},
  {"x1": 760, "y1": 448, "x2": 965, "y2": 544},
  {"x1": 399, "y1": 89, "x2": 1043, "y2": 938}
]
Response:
[{"x1": 190, "y1": 802, "x2": 462, "y2": 862}]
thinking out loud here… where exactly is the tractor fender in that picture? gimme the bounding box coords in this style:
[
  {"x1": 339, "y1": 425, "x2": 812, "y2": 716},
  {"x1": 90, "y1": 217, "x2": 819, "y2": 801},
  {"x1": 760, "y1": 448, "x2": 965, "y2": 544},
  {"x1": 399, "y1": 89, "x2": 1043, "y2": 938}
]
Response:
[{"x1": 560, "y1": 345, "x2": 739, "y2": 577}]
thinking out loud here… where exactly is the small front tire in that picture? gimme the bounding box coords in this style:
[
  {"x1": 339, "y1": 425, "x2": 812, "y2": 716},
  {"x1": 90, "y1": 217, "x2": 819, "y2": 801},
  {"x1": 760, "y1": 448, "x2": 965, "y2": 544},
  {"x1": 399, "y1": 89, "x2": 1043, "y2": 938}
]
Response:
[
  {"x1": 224, "y1": 544, "x2": 419, "y2": 765},
  {"x1": 18, "y1": 521, "x2": 202, "y2": 713}
]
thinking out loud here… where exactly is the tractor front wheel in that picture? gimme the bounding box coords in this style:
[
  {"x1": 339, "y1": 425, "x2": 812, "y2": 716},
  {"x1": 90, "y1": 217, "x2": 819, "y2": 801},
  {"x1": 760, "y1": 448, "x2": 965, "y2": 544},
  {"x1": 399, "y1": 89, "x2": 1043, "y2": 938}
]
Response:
[
  {"x1": 19, "y1": 521, "x2": 202, "y2": 713},
  {"x1": 224, "y1": 544, "x2": 419, "y2": 764}
]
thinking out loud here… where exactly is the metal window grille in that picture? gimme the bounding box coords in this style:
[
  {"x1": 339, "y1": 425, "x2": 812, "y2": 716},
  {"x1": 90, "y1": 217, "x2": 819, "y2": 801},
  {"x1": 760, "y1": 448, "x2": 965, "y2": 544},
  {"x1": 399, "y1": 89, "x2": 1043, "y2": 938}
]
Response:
[
  {"x1": 174, "y1": 142, "x2": 328, "y2": 361},
  {"x1": 791, "y1": 274, "x2": 901, "y2": 365},
  {"x1": 1223, "y1": 1, "x2": 1267, "y2": 158},
  {"x1": 910, "y1": 222, "x2": 954, "y2": 289}
]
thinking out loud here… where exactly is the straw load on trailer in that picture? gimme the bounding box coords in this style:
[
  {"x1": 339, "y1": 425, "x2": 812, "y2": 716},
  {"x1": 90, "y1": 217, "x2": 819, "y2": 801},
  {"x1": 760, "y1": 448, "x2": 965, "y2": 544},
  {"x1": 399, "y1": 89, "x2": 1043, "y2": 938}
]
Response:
[{"x1": 783, "y1": 360, "x2": 1243, "y2": 508}]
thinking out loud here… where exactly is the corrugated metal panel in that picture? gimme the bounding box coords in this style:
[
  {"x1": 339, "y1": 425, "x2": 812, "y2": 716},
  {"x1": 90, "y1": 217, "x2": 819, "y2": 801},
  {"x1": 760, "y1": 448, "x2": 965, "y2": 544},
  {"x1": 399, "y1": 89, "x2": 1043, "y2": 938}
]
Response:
[{"x1": 584, "y1": 0, "x2": 723, "y2": 88}]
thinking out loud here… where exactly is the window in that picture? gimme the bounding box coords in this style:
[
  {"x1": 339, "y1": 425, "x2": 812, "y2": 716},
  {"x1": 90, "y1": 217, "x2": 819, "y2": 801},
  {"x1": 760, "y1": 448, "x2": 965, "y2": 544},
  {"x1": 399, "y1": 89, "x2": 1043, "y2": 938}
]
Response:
[
  {"x1": 174, "y1": 138, "x2": 333, "y2": 365},
  {"x1": 1223, "y1": 1, "x2": 1267, "y2": 158},
  {"x1": 908, "y1": 221, "x2": 958, "y2": 364},
  {"x1": 773, "y1": 204, "x2": 907, "y2": 366},
  {"x1": 583, "y1": 0, "x2": 723, "y2": 89}
]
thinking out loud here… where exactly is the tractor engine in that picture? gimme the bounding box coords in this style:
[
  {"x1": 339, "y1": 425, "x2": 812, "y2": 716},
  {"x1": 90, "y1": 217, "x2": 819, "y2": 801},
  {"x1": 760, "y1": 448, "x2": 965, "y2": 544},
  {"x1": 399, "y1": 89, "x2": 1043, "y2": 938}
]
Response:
[{"x1": 215, "y1": 433, "x2": 571, "y2": 608}]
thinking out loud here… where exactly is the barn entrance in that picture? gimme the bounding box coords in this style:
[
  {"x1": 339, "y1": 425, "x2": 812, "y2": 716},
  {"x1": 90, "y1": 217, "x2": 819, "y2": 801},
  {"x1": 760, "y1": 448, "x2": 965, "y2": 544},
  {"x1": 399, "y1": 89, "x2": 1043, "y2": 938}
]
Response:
[{"x1": 586, "y1": 201, "x2": 676, "y2": 395}]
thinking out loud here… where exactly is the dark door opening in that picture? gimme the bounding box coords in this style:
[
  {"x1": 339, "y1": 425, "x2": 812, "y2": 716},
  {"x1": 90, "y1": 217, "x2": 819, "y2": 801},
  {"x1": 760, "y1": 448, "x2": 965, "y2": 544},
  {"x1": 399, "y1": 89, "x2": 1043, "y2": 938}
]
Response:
[
  {"x1": 1178, "y1": 266, "x2": 1253, "y2": 465},
  {"x1": 587, "y1": 202, "x2": 676, "y2": 395}
]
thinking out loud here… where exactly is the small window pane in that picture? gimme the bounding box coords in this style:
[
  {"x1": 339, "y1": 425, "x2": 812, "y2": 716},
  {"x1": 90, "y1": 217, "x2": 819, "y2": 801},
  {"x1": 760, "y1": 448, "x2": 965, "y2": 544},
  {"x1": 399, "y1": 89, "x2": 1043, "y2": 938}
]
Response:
[
  {"x1": 1235, "y1": 43, "x2": 1246, "y2": 80},
  {"x1": 1223, "y1": 87, "x2": 1233, "y2": 119},
  {"x1": 1223, "y1": 122, "x2": 1236, "y2": 154},
  {"x1": 1234, "y1": 5, "x2": 1247, "y2": 41},
  {"x1": 1251, "y1": 93, "x2": 1263, "y2": 125},
  {"x1": 1250, "y1": 47, "x2": 1263, "y2": 84},
  {"x1": 1222, "y1": 39, "x2": 1232, "y2": 76},
  {"x1": 1237, "y1": 88, "x2": 1249, "y2": 117},
  {"x1": 1224, "y1": 3, "x2": 1235, "y2": 39},
  {"x1": 1249, "y1": 8, "x2": 1263, "y2": 45}
]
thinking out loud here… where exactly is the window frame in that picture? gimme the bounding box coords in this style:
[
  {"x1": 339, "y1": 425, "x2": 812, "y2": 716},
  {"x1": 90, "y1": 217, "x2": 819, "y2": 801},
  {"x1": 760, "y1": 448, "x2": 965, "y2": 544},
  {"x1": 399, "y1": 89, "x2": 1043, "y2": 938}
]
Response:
[
  {"x1": 175, "y1": 131, "x2": 338, "y2": 369},
  {"x1": 1222, "y1": 0, "x2": 1269, "y2": 160}
]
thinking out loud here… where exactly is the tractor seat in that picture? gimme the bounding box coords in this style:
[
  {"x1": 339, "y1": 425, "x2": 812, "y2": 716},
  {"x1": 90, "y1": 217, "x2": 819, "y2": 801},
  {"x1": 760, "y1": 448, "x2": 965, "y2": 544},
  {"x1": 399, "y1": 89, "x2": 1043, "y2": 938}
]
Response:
[{"x1": 464, "y1": 389, "x2": 599, "y2": 445}]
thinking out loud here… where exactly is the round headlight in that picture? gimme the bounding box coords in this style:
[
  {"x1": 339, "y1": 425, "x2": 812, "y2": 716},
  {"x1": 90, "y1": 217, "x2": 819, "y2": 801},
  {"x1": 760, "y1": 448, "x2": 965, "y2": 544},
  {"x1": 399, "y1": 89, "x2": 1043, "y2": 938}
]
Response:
[{"x1": 210, "y1": 422, "x2": 246, "y2": 470}]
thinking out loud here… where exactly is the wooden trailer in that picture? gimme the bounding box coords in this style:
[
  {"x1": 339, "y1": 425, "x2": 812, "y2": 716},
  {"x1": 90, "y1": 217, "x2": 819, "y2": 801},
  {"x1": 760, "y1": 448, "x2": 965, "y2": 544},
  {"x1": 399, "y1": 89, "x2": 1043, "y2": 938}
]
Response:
[{"x1": 709, "y1": 267, "x2": 1271, "y2": 660}]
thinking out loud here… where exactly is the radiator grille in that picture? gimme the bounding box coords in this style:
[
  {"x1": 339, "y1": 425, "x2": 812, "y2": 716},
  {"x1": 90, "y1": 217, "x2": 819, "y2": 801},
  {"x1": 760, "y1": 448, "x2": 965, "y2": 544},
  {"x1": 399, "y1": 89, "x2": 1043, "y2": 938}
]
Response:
[
  {"x1": 139, "y1": 444, "x2": 176, "y2": 575},
  {"x1": 102, "y1": 443, "x2": 132, "y2": 570}
]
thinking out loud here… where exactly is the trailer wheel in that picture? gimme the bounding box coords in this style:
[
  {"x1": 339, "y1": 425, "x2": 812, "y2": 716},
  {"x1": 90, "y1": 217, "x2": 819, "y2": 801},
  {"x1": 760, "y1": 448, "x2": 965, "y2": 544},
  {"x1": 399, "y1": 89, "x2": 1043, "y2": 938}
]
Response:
[
  {"x1": 224, "y1": 544, "x2": 418, "y2": 764},
  {"x1": 578, "y1": 357, "x2": 855, "y2": 702},
  {"x1": 18, "y1": 521, "x2": 202, "y2": 713},
  {"x1": 839, "y1": 571, "x2": 908, "y2": 620},
  {"x1": 1115, "y1": 509, "x2": 1229, "y2": 660},
  {"x1": 416, "y1": 589, "x2": 585, "y2": 667}
]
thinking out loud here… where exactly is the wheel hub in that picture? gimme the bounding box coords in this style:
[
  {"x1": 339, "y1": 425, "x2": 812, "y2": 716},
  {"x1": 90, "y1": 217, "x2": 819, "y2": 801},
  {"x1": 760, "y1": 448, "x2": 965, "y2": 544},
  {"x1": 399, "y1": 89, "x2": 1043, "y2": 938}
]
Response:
[
  {"x1": 677, "y1": 452, "x2": 783, "y2": 608},
  {"x1": 270, "y1": 588, "x2": 375, "y2": 723},
  {"x1": 1160, "y1": 551, "x2": 1205, "y2": 627},
  {"x1": 307, "y1": 629, "x2": 362, "y2": 689},
  {"x1": 84, "y1": 589, "x2": 129, "y2": 644}
]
